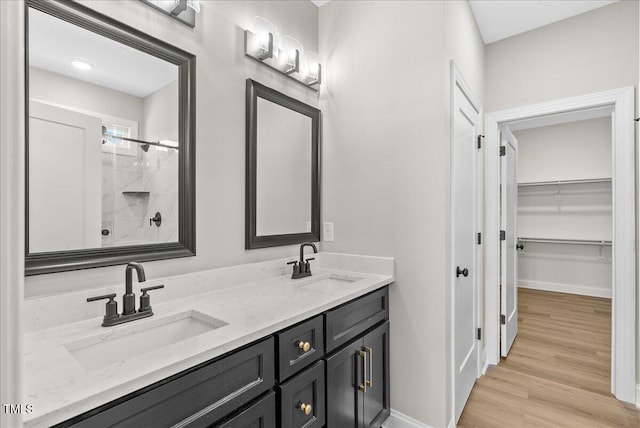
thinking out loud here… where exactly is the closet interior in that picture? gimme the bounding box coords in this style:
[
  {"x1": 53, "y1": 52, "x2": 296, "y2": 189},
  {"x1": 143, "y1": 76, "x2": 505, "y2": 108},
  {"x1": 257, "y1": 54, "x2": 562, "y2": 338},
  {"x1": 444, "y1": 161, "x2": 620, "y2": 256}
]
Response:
[{"x1": 515, "y1": 116, "x2": 612, "y2": 298}]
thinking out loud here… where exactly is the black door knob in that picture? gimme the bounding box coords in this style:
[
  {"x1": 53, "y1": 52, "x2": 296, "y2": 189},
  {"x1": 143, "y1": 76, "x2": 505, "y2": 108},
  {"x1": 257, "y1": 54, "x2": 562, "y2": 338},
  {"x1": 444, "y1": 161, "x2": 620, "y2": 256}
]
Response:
[
  {"x1": 456, "y1": 266, "x2": 469, "y2": 278},
  {"x1": 516, "y1": 243, "x2": 524, "y2": 250}
]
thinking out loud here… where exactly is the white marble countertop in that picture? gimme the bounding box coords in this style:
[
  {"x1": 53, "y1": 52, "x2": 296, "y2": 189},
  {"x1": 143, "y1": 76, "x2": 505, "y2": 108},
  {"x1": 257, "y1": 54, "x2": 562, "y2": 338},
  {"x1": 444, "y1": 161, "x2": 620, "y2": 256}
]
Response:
[{"x1": 23, "y1": 253, "x2": 394, "y2": 428}]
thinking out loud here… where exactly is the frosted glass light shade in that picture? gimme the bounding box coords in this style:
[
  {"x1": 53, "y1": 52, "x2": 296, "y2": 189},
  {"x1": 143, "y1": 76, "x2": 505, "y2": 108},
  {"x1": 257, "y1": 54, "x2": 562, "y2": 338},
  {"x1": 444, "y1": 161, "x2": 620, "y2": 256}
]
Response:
[
  {"x1": 253, "y1": 17, "x2": 279, "y2": 58},
  {"x1": 187, "y1": 0, "x2": 200, "y2": 13},
  {"x1": 303, "y1": 50, "x2": 321, "y2": 81},
  {"x1": 147, "y1": 0, "x2": 180, "y2": 13},
  {"x1": 279, "y1": 36, "x2": 303, "y2": 72}
]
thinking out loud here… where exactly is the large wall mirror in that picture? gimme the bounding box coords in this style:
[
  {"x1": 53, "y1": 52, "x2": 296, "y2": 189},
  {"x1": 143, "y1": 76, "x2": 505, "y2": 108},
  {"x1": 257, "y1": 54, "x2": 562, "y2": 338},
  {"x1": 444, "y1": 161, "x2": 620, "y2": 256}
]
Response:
[
  {"x1": 25, "y1": 0, "x2": 196, "y2": 275},
  {"x1": 246, "y1": 79, "x2": 320, "y2": 249}
]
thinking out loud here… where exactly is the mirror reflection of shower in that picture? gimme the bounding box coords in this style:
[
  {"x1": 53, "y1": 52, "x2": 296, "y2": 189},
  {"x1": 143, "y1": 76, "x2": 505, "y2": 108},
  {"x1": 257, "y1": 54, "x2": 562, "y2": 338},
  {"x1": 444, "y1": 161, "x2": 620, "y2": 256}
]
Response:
[
  {"x1": 27, "y1": 5, "x2": 181, "y2": 253},
  {"x1": 101, "y1": 121, "x2": 179, "y2": 248}
]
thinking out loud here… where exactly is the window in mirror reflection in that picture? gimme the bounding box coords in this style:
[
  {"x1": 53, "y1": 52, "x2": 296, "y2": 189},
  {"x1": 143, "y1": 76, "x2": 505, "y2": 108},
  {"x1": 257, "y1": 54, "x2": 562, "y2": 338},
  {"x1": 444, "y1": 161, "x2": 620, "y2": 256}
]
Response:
[
  {"x1": 28, "y1": 7, "x2": 180, "y2": 253},
  {"x1": 255, "y1": 98, "x2": 312, "y2": 236}
]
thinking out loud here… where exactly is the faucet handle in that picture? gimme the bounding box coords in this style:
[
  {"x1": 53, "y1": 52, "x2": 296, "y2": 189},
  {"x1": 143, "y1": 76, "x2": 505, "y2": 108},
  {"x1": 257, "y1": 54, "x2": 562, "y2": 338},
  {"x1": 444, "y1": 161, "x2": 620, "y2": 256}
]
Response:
[
  {"x1": 287, "y1": 260, "x2": 301, "y2": 275},
  {"x1": 139, "y1": 285, "x2": 164, "y2": 313},
  {"x1": 87, "y1": 293, "x2": 119, "y2": 322},
  {"x1": 304, "y1": 257, "x2": 315, "y2": 273},
  {"x1": 87, "y1": 293, "x2": 116, "y2": 302},
  {"x1": 140, "y1": 284, "x2": 165, "y2": 293}
]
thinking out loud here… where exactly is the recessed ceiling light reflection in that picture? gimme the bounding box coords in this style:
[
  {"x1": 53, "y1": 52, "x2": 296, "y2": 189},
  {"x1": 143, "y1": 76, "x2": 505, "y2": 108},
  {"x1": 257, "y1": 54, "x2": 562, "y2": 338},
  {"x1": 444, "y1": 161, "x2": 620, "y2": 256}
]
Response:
[{"x1": 71, "y1": 59, "x2": 93, "y2": 71}]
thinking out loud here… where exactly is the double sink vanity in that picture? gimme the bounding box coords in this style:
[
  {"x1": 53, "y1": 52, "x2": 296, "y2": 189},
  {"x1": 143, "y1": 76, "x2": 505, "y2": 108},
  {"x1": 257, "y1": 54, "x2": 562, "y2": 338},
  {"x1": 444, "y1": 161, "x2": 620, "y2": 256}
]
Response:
[
  {"x1": 21, "y1": 2, "x2": 392, "y2": 427},
  {"x1": 23, "y1": 253, "x2": 394, "y2": 428}
]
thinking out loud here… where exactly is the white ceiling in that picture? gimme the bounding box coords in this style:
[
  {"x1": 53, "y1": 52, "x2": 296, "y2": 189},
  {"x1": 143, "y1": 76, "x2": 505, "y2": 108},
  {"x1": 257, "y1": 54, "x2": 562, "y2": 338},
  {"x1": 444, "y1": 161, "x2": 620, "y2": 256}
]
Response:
[
  {"x1": 310, "y1": 0, "x2": 331, "y2": 7},
  {"x1": 28, "y1": 8, "x2": 177, "y2": 98},
  {"x1": 469, "y1": 0, "x2": 619, "y2": 44}
]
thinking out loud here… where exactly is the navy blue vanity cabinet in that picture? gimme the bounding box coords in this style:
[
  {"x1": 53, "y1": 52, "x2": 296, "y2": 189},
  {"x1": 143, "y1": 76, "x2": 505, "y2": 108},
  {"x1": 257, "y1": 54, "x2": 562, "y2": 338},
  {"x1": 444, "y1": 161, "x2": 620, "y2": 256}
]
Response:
[
  {"x1": 214, "y1": 392, "x2": 276, "y2": 428},
  {"x1": 325, "y1": 287, "x2": 390, "y2": 428},
  {"x1": 54, "y1": 338, "x2": 275, "y2": 428},
  {"x1": 53, "y1": 286, "x2": 391, "y2": 428}
]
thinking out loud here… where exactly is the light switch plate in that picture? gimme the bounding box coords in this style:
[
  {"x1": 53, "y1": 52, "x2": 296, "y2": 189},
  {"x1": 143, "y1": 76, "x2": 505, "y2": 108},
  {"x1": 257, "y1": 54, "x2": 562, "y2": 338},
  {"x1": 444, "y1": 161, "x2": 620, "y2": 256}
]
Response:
[{"x1": 323, "y1": 222, "x2": 334, "y2": 242}]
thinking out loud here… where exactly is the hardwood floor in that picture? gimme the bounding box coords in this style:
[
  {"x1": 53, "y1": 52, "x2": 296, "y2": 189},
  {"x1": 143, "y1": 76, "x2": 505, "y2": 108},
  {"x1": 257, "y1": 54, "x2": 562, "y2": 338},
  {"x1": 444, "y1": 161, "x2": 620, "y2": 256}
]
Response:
[{"x1": 458, "y1": 288, "x2": 639, "y2": 427}]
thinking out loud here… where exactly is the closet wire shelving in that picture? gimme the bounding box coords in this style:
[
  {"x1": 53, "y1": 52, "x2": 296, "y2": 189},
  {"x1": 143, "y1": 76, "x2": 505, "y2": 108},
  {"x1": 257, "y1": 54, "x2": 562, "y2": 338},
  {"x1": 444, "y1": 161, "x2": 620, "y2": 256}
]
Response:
[
  {"x1": 517, "y1": 177, "x2": 612, "y2": 249},
  {"x1": 517, "y1": 177, "x2": 611, "y2": 187}
]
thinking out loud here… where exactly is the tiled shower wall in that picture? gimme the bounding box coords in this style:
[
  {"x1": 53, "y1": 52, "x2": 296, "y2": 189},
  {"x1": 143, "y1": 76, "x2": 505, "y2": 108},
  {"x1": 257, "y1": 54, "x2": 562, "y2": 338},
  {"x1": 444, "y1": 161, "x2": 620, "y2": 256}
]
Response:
[{"x1": 101, "y1": 146, "x2": 178, "y2": 247}]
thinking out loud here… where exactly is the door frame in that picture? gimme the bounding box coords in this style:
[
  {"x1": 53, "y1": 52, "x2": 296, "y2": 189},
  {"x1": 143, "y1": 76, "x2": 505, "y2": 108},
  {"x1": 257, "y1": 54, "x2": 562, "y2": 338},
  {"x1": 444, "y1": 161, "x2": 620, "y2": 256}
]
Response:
[
  {"x1": 483, "y1": 87, "x2": 636, "y2": 403},
  {"x1": 450, "y1": 61, "x2": 483, "y2": 422}
]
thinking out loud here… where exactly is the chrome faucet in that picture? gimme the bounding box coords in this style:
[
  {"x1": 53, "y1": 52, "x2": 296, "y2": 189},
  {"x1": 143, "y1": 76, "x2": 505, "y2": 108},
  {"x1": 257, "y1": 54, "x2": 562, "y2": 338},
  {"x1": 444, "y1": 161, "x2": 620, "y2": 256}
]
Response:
[
  {"x1": 87, "y1": 262, "x2": 164, "y2": 327},
  {"x1": 287, "y1": 242, "x2": 318, "y2": 279}
]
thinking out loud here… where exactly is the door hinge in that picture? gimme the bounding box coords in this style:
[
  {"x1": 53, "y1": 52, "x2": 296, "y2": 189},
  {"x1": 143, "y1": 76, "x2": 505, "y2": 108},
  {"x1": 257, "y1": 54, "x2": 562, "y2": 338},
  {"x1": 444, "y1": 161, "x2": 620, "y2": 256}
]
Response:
[
  {"x1": 500, "y1": 230, "x2": 506, "y2": 240},
  {"x1": 477, "y1": 134, "x2": 484, "y2": 149},
  {"x1": 477, "y1": 328, "x2": 482, "y2": 340},
  {"x1": 499, "y1": 145, "x2": 506, "y2": 156},
  {"x1": 500, "y1": 314, "x2": 506, "y2": 325},
  {"x1": 477, "y1": 232, "x2": 482, "y2": 245}
]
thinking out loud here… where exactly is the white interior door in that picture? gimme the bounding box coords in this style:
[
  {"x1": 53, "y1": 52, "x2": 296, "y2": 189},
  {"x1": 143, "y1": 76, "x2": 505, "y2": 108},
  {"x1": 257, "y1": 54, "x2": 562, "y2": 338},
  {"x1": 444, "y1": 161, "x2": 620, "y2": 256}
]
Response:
[
  {"x1": 29, "y1": 100, "x2": 102, "y2": 252},
  {"x1": 452, "y1": 71, "x2": 480, "y2": 422},
  {"x1": 500, "y1": 126, "x2": 518, "y2": 357}
]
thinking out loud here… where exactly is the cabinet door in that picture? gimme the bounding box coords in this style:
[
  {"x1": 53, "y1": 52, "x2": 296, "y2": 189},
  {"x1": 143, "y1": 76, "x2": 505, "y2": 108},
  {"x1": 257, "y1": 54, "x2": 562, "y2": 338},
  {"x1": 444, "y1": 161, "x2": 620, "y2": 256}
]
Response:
[
  {"x1": 362, "y1": 321, "x2": 390, "y2": 428},
  {"x1": 325, "y1": 340, "x2": 364, "y2": 428}
]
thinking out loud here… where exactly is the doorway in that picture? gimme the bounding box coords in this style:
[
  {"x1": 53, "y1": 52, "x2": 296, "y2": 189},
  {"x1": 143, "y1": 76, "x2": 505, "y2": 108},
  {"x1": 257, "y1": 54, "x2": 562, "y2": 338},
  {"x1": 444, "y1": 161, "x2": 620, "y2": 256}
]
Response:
[{"x1": 484, "y1": 87, "x2": 636, "y2": 404}]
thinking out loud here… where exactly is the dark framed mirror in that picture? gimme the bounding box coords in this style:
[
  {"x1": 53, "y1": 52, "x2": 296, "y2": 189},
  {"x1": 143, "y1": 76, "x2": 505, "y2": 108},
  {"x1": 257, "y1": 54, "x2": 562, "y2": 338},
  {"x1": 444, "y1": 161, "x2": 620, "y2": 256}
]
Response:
[
  {"x1": 25, "y1": 0, "x2": 196, "y2": 275},
  {"x1": 246, "y1": 79, "x2": 320, "y2": 249}
]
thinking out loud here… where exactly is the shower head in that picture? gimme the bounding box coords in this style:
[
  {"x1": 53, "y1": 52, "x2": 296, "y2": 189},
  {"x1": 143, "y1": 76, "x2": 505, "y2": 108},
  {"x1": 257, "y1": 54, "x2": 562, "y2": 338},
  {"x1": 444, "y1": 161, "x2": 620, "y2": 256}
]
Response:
[{"x1": 140, "y1": 143, "x2": 150, "y2": 152}]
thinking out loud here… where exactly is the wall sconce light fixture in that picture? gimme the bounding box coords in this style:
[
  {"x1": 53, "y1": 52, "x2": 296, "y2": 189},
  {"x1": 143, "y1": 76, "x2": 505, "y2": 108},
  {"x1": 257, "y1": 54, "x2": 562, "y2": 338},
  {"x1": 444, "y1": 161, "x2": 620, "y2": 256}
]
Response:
[
  {"x1": 245, "y1": 17, "x2": 322, "y2": 91},
  {"x1": 140, "y1": 0, "x2": 200, "y2": 27}
]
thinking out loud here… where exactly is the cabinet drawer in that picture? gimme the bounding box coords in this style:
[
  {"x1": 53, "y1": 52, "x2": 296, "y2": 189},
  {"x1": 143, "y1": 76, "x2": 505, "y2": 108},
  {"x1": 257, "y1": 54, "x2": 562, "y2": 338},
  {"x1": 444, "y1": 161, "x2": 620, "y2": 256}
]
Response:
[
  {"x1": 325, "y1": 287, "x2": 389, "y2": 352},
  {"x1": 276, "y1": 315, "x2": 324, "y2": 380},
  {"x1": 278, "y1": 360, "x2": 326, "y2": 428},
  {"x1": 57, "y1": 338, "x2": 275, "y2": 428},
  {"x1": 214, "y1": 392, "x2": 276, "y2": 428}
]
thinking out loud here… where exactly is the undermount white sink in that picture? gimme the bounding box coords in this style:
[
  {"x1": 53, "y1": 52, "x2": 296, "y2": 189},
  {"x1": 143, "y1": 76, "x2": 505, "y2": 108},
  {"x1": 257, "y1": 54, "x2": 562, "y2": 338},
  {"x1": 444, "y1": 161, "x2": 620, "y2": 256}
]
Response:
[
  {"x1": 300, "y1": 274, "x2": 363, "y2": 292},
  {"x1": 64, "y1": 310, "x2": 227, "y2": 371}
]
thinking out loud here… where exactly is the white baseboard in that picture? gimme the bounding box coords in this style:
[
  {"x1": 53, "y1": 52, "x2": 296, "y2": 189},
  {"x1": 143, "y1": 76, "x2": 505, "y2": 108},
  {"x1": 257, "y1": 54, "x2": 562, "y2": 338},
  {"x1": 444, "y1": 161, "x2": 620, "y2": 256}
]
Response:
[
  {"x1": 383, "y1": 409, "x2": 431, "y2": 428},
  {"x1": 447, "y1": 417, "x2": 455, "y2": 428},
  {"x1": 636, "y1": 384, "x2": 640, "y2": 408},
  {"x1": 518, "y1": 280, "x2": 611, "y2": 298}
]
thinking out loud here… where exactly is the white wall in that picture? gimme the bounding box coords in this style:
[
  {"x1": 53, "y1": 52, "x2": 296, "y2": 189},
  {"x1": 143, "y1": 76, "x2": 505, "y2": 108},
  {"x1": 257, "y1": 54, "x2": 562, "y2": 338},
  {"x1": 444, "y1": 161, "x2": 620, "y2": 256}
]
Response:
[
  {"x1": 516, "y1": 118, "x2": 612, "y2": 183},
  {"x1": 319, "y1": 1, "x2": 484, "y2": 426},
  {"x1": 142, "y1": 79, "x2": 178, "y2": 142},
  {"x1": 29, "y1": 67, "x2": 144, "y2": 124},
  {"x1": 485, "y1": 0, "x2": 639, "y2": 113},
  {"x1": 24, "y1": 0, "x2": 320, "y2": 297}
]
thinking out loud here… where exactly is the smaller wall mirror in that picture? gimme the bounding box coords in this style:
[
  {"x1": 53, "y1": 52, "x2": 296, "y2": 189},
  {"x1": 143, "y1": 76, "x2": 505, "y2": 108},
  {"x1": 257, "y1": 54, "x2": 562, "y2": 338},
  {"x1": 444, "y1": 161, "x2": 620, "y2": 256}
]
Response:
[
  {"x1": 246, "y1": 79, "x2": 320, "y2": 249},
  {"x1": 25, "y1": 0, "x2": 196, "y2": 275}
]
